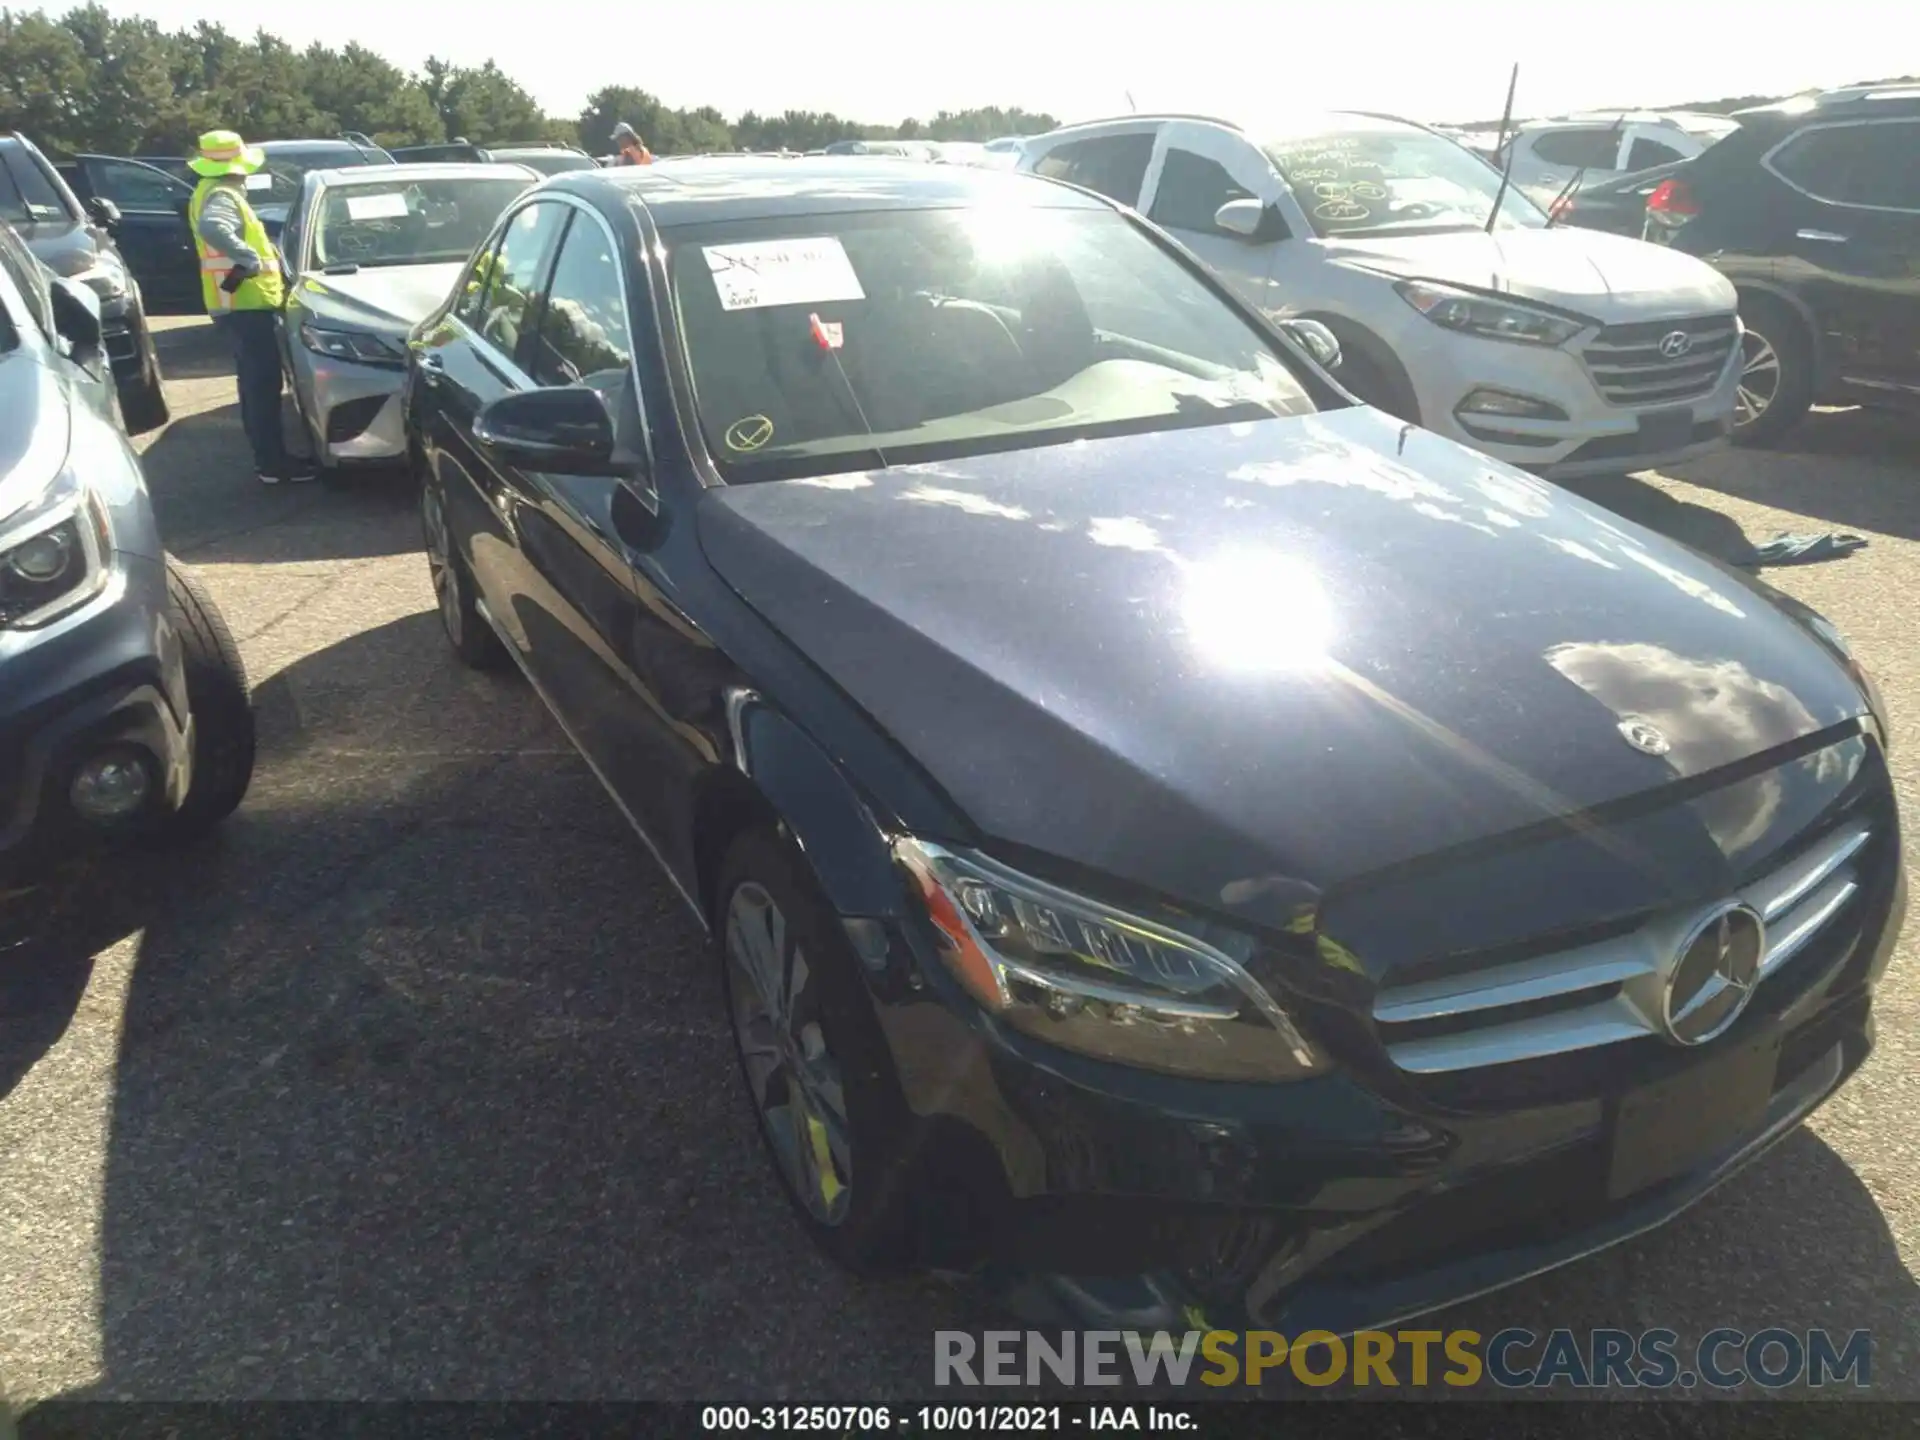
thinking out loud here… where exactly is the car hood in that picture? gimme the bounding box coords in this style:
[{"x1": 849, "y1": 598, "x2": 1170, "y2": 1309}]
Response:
[
  {"x1": 698, "y1": 409, "x2": 1865, "y2": 925},
  {"x1": 1326, "y1": 225, "x2": 1734, "y2": 319},
  {"x1": 0, "y1": 348, "x2": 71, "y2": 526},
  {"x1": 291, "y1": 263, "x2": 465, "y2": 333},
  {"x1": 14, "y1": 219, "x2": 100, "y2": 279}
]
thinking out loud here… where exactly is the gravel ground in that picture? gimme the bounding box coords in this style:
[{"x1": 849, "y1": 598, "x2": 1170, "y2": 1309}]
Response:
[{"x1": 1, "y1": 316, "x2": 1916, "y2": 1412}]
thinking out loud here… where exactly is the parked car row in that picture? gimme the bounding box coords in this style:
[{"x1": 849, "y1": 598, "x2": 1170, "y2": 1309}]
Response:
[{"x1": 383, "y1": 155, "x2": 1901, "y2": 1334}]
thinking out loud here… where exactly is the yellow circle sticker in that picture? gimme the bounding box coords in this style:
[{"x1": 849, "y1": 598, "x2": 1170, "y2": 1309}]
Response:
[{"x1": 725, "y1": 414, "x2": 775, "y2": 452}]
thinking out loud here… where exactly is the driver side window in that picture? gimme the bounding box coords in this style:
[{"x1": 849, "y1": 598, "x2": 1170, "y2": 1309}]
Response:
[
  {"x1": 475, "y1": 201, "x2": 564, "y2": 359},
  {"x1": 1149, "y1": 147, "x2": 1256, "y2": 235}
]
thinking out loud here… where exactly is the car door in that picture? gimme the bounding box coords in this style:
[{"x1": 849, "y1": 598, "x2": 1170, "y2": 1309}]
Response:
[
  {"x1": 489, "y1": 201, "x2": 674, "y2": 820},
  {"x1": 1765, "y1": 117, "x2": 1920, "y2": 404},
  {"x1": 1141, "y1": 123, "x2": 1289, "y2": 311},
  {"x1": 423, "y1": 199, "x2": 569, "y2": 629},
  {"x1": 75, "y1": 156, "x2": 198, "y2": 310}
]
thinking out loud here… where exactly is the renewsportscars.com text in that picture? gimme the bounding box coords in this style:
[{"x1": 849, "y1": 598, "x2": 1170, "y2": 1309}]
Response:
[{"x1": 935, "y1": 1327, "x2": 1873, "y2": 1389}]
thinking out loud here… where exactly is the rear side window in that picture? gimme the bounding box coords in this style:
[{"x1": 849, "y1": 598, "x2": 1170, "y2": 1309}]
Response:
[
  {"x1": 1625, "y1": 137, "x2": 1686, "y2": 171},
  {"x1": 1769, "y1": 120, "x2": 1920, "y2": 211},
  {"x1": 88, "y1": 157, "x2": 192, "y2": 212},
  {"x1": 1032, "y1": 134, "x2": 1155, "y2": 206},
  {"x1": 474, "y1": 201, "x2": 566, "y2": 357},
  {"x1": 1529, "y1": 129, "x2": 1621, "y2": 169},
  {"x1": 1149, "y1": 148, "x2": 1255, "y2": 235}
]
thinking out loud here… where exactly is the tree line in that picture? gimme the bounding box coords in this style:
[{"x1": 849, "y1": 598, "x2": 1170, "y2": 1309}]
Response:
[{"x1": 0, "y1": 5, "x2": 1058, "y2": 158}]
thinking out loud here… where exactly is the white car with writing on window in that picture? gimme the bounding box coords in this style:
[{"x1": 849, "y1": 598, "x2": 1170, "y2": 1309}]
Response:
[
  {"x1": 1020, "y1": 111, "x2": 1743, "y2": 478},
  {"x1": 276, "y1": 162, "x2": 538, "y2": 473}
]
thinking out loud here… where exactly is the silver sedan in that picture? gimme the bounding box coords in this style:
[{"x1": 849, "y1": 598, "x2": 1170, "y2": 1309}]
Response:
[{"x1": 276, "y1": 162, "x2": 538, "y2": 470}]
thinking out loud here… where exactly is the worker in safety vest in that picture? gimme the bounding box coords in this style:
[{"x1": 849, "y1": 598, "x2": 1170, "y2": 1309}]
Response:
[
  {"x1": 188, "y1": 129, "x2": 313, "y2": 484},
  {"x1": 611, "y1": 123, "x2": 654, "y2": 166}
]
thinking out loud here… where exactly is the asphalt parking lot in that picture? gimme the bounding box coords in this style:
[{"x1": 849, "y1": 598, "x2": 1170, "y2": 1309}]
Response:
[{"x1": 2, "y1": 314, "x2": 1917, "y2": 1409}]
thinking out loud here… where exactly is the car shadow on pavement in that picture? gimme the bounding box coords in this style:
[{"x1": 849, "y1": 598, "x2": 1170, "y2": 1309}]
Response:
[
  {"x1": 1672, "y1": 409, "x2": 1920, "y2": 544},
  {"x1": 136, "y1": 399, "x2": 420, "y2": 566},
  {"x1": 148, "y1": 318, "x2": 236, "y2": 384},
  {"x1": 11, "y1": 610, "x2": 987, "y2": 1402}
]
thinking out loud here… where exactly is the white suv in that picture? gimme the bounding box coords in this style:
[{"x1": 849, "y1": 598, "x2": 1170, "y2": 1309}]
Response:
[
  {"x1": 1502, "y1": 112, "x2": 1738, "y2": 209},
  {"x1": 1020, "y1": 112, "x2": 1742, "y2": 478}
]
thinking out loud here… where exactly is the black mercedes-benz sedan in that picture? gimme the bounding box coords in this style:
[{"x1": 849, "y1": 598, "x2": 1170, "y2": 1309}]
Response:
[{"x1": 401, "y1": 158, "x2": 1904, "y2": 1333}]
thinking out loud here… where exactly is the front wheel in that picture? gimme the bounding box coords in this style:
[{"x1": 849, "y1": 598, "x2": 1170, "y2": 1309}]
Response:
[
  {"x1": 420, "y1": 476, "x2": 507, "y2": 670},
  {"x1": 1732, "y1": 298, "x2": 1814, "y2": 446},
  {"x1": 154, "y1": 557, "x2": 256, "y2": 841},
  {"x1": 717, "y1": 826, "x2": 919, "y2": 1274}
]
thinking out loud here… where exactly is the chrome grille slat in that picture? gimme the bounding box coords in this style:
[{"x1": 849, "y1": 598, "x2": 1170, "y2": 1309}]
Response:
[
  {"x1": 1580, "y1": 312, "x2": 1738, "y2": 407},
  {"x1": 1375, "y1": 822, "x2": 1871, "y2": 1074}
]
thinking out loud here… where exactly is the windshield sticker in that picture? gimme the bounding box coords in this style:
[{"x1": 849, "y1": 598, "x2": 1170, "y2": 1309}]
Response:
[
  {"x1": 724, "y1": 414, "x2": 775, "y2": 452},
  {"x1": 244, "y1": 172, "x2": 274, "y2": 191},
  {"x1": 704, "y1": 237, "x2": 865, "y2": 312},
  {"x1": 345, "y1": 192, "x2": 410, "y2": 221}
]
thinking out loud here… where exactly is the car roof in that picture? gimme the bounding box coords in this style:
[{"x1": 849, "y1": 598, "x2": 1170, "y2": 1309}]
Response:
[
  {"x1": 544, "y1": 155, "x2": 1110, "y2": 225},
  {"x1": 1733, "y1": 86, "x2": 1920, "y2": 123},
  {"x1": 1033, "y1": 110, "x2": 1429, "y2": 147},
  {"x1": 307, "y1": 161, "x2": 539, "y2": 186}
]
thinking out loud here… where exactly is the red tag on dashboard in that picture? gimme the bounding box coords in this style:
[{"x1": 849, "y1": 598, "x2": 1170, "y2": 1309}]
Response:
[{"x1": 809, "y1": 313, "x2": 844, "y2": 350}]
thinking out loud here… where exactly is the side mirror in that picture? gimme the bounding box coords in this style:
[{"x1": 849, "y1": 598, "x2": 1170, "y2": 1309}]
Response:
[
  {"x1": 85, "y1": 196, "x2": 122, "y2": 229},
  {"x1": 49, "y1": 276, "x2": 105, "y2": 356},
  {"x1": 1215, "y1": 198, "x2": 1290, "y2": 243},
  {"x1": 1280, "y1": 318, "x2": 1342, "y2": 371},
  {"x1": 474, "y1": 386, "x2": 623, "y2": 474}
]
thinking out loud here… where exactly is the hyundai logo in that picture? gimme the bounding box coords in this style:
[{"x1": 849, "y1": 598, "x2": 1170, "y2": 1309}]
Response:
[
  {"x1": 1658, "y1": 330, "x2": 1694, "y2": 359},
  {"x1": 1661, "y1": 903, "x2": 1765, "y2": 1045}
]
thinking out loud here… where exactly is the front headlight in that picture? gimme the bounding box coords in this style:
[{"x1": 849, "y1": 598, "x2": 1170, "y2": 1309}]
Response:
[
  {"x1": 300, "y1": 323, "x2": 406, "y2": 368},
  {"x1": 0, "y1": 470, "x2": 112, "y2": 629},
  {"x1": 895, "y1": 839, "x2": 1325, "y2": 1081},
  {"x1": 71, "y1": 256, "x2": 128, "y2": 304},
  {"x1": 1396, "y1": 279, "x2": 1587, "y2": 347}
]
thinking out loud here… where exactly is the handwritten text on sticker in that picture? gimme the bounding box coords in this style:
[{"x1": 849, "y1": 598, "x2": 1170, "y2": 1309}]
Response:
[{"x1": 704, "y1": 237, "x2": 866, "y2": 312}]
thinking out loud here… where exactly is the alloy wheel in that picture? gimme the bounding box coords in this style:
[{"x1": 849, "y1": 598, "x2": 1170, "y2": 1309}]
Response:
[
  {"x1": 1734, "y1": 330, "x2": 1782, "y2": 430},
  {"x1": 725, "y1": 881, "x2": 854, "y2": 1226},
  {"x1": 420, "y1": 485, "x2": 463, "y2": 646}
]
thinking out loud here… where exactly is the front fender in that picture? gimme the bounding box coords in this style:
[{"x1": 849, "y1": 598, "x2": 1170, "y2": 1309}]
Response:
[{"x1": 721, "y1": 689, "x2": 910, "y2": 920}]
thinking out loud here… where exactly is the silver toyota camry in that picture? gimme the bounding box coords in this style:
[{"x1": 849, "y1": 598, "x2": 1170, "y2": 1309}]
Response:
[{"x1": 277, "y1": 162, "x2": 538, "y2": 470}]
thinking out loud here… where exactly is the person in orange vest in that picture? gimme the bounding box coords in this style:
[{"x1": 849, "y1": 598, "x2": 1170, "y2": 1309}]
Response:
[
  {"x1": 187, "y1": 129, "x2": 312, "y2": 484},
  {"x1": 611, "y1": 123, "x2": 654, "y2": 166}
]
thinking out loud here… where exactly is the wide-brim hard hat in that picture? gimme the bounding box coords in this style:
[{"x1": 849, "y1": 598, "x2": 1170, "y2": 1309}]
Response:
[{"x1": 189, "y1": 130, "x2": 266, "y2": 177}]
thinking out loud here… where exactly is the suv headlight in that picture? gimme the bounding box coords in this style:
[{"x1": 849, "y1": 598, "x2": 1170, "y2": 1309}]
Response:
[
  {"x1": 0, "y1": 470, "x2": 112, "y2": 629},
  {"x1": 300, "y1": 323, "x2": 405, "y2": 368},
  {"x1": 895, "y1": 838, "x2": 1325, "y2": 1081},
  {"x1": 1396, "y1": 279, "x2": 1587, "y2": 347}
]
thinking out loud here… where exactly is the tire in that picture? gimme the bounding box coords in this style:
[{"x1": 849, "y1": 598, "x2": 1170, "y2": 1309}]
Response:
[
  {"x1": 118, "y1": 325, "x2": 171, "y2": 436},
  {"x1": 155, "y1": 557, "x2": 256, "y2": 841},
  {"x1": 1732, "y1": 295, "x2": 1814, "y2": 447},
  {"x1": 419, "y1": 474, "x2": 508, "y2": 670},
  {"x1": 716, "y1": 825, "x2": 919, "y2": 1274},
  {"x1": 1333, "y1": 344, "x2": 1420, "y2": 425}
]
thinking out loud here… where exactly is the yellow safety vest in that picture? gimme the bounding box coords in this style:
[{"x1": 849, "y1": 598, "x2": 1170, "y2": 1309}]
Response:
[{"x1": 189, "y1": 179, "x2": 285, "y2": 313}]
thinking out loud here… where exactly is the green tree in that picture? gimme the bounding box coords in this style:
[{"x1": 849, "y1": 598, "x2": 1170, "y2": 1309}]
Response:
[
  {"x1": 0, "y1": 11, "x2": 89, "y2": 149},
  {"x1": 421, "y1": 58, "x2": 546, "y2": 145},
  {"x1": 303, "y1": 41, "x2": 440, "y2": 147},
  {"x1": 55, "y1": 5, "x2": 174, "y2": 154}
]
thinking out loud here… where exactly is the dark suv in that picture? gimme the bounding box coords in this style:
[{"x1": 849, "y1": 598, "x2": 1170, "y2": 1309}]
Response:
[
  {"x1": 1643, "y1": 85, "x2": 1920, "y2": 444},
  {"x1": 0, "y1": 219, "x2": 255, "y2": 888},
  {"x1": 0, "y1": 133, "x2": 170, "y2": 433}
]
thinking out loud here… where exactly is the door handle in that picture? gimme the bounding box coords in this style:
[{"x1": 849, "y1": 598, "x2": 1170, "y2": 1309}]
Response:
[
  {"x1": 1796, "y1": 229, "x2": 1849, "y2": 243},
  {"x1": 416, "y1": 352, "x2": 445, "y2": 385}
]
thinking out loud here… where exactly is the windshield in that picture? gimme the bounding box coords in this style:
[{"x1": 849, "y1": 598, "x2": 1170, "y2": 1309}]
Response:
[
  {"x1": 308, "y1": 175, "x2": 533, "y2": 269},
  {"x1": 501, "y1": 151, "x2": 597, "y2": 176},
  {"x1": 667, "y1": 205, "x2": 1317, "y2": 482},
  {"x1": 0, "y1": 149, "x2": 73, "y2": 224},
  {"x1": 1264, "y1": 128, "x2": 1546, "y2": 237},
  {"x1": 250, "y1": 146, "x2": 389, "y2": 209}
]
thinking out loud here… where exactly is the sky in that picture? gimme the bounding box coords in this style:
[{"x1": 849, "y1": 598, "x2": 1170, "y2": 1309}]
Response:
[{"x1": 95, "y1": 0, "x2": 1910, "y2": 127}]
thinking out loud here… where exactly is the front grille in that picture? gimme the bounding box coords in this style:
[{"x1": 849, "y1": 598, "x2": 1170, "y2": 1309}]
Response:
[
  {"x1": 1372, "y1": 817, "x2": 1871, "y2": 1074},
  {"x1": 325, "y1": 394, "x2": 387, "y2": 444},
  {"x1": 1581, "y1": 314, "x2": 1737, "y2": 407}
]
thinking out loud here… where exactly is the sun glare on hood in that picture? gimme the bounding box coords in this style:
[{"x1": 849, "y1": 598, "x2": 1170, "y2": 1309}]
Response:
[{"x1": 1182, "y1": 552, "x2": 1333, "y2": 674}]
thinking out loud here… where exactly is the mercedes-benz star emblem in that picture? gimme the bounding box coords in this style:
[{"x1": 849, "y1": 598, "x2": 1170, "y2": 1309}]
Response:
[
  {"x1": 1658, "y1": 330, "x2": 1694, "y2": 359},
  {"x1": 1618, "y1": 717, "x2": 1671, "y2": 755},
  {"x1": 1662, "y1": 902, "x2": 1765, "y2": 1045}
]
